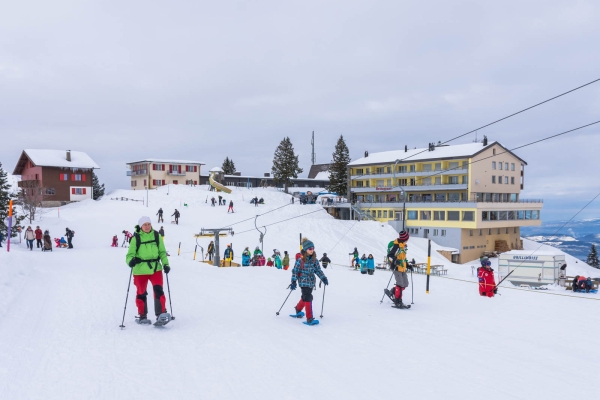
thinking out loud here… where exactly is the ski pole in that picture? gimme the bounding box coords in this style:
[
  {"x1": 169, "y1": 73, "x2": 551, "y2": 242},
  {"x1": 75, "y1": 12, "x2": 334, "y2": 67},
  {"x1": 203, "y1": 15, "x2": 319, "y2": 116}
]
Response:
[
  {"x1": 320, "y1": 285, "x2": 326, "y2": 318},
  {"x1": 410, "y1": 269, "x2": 414, "y2": 305},
  {"x1": 380, "y1": 270, "x2": 394, "y2": 304},
  {"x1": 165, "y1": 272, "x2": 175, "y2": 320},
  {"x1": 276, "y1": 288, "x2": 294, "y2": 315},
  {"x1": 119, "y1": 269, "x2": 133, "y2": 328}
]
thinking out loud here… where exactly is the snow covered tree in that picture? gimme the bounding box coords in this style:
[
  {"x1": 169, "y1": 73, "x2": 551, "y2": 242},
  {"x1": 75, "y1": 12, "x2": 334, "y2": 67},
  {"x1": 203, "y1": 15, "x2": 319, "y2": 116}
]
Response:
[
  {"x1": 92, "y1": 171, "x2": 105, "y2": 200},
  {"x1": 222, "y1": 157, "x2": 237, "y2": 175},
  {"x1": 271, "y1": 137, "x2": 303, "y2": 194},
  {"x1": 0, "y1": 162, "x2": 25, "y2": 237},
  {"x1": 586, "y1": 244, "x2": 599, "y2": 268},
  {"x1": 327, "y1": 135, "x2": 351, "y2": 197}
]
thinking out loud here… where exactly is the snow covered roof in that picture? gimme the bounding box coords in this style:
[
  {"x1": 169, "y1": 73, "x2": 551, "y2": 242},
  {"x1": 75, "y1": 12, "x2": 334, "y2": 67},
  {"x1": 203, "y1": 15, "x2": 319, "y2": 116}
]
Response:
[
  {"x1": 313, "y1": 171, "x2": 330, "y2": 180},
  {"x1": 210, "y1": 167, "x2": 224, "y2": 172},
  {"x1": 127, "y1": 159, "x2": 205, "y2": 165},
  {"x1": 13, "y1": 149, "x2": 99, "y2": 174},
  {"x1": 349, "y1": 142, "x2": 521, "y2": 166}
]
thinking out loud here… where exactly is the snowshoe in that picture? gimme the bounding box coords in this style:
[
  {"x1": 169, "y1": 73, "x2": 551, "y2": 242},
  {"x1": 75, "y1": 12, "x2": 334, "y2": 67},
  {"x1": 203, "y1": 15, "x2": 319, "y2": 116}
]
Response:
[
  {"x1": 289, "y1": 310, "x2": 305, "y2": 318},
  {"x1": 136, "y1": 315, "x2": 152, "y2": 325},
  {"x1": 154, "y1": 312, "x2": 172, "y2": 326},
  {"x1": 391, "y1": 301, "x2": 411, "y2": 309},
  {"x1": 303, "y1": 318, "x2": 320, "y2": 326},
  {"x1": 384, "y1": 288, "x2": 395, "y2": 302}
]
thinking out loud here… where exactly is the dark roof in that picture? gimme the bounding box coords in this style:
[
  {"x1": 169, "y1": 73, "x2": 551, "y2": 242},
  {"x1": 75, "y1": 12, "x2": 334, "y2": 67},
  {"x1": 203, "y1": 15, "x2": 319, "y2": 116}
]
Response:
[{"x1": 308, "y1": 164, "x2": 330, "y2": 179}]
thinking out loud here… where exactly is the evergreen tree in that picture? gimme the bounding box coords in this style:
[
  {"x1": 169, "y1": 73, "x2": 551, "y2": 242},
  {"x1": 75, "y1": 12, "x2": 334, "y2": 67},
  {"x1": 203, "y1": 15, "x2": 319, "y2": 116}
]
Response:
[
  {"x1": 327, "y1": 135, "x2": 351, "y2": 196},
  {"x1": 0, "y1": 162, "x2": 25, "y2": 238},
  {"x1": 222, "y1": 157, "x2": 237, "y2": 175},
  {"x1": 271, "y1": 137, "x2": 303, "y2": 194},
  {"x1": 586, "y1": 244, "x2": 599, "y2": 268},
  {"x1": 92, "y1": 171, "x2": 105, "y2": 200}
]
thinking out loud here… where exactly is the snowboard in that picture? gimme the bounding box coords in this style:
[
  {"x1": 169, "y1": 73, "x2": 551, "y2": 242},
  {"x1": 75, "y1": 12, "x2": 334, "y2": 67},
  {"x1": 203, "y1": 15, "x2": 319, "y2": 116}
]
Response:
[
  {"x1": 303, "y1": 319, "x2": 320, "y2": 326},
  {"x1": 154, "y1": 312, "x2": 172, "y2": 327}
]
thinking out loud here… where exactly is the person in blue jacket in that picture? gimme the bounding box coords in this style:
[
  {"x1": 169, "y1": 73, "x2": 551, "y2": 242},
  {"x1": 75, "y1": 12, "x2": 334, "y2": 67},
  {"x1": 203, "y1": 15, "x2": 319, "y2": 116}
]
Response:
[
  {"x1": 367, "y1": 254, "x2": 375, "y2": 275},
  {"x1": 359, "y1": 254, "x2": 368, "y2": 274},
  {"x1": 241, "y1": 247, "x2": 251, "y2": 266},
  {"x1": 289, "y1": 237, "x2": 328, "y2": 325}
]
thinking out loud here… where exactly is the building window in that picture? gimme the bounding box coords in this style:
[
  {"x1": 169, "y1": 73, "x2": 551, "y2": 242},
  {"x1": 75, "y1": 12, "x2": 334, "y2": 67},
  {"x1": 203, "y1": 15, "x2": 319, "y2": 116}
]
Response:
[
  {"x1": 499, "y1": 162, "x2": 503, "y2": 170},
  {"x1": 479, "y1": 229, "x2": 483, "y2": 236},
  {"x1": 71, "y1": 188, "x2": 86, "y2": 195},
  {"x1": 511, "y1": 163, "x2": 515, "y2": 171},
  {"x1": 469, "y1": 230, "x2": 473, "y2": 236},
  {"x1": 131, "y1": 181, "x2": 137, "y2": 187},
  {"x1": 407, "y1": 211, "x2": 418, "y2": 220},
  {"x1": 514, "y1": 227, "x2": 517, "y2": 233},
  {"x1": 71, "y1": 174, "x2": 84, "y2": 181},
  {"x1": 462, "y1": 211, "x2": 474, "y2": 221},
  {"x1": 498, "y1": 176, "x2": 502, "y2": 184},
  {"x1": 504, "y1": 176, "x2": 508, "y2": 184},
  {"x1": 433, "y1": 211, "x2": 445, "y2": 220},
  {"x1": 488, "y1": 229, "x2": 492, "y2": 235},
  {"x1": 186, "y1": 165, "x2": 198, "y2": 172},
  {"x1": 532, "y1": 210, "x2": 540, "y2": 220},
  {"x1": 433, "y1": 229, "x2": 438, "y2": 236},
  {"x1": 409, "y1": 165, "x2": 416, "y2": 172},
  {"x1": 447, "y1": 211, "x2": 459, "y2": 221},
  {"x1": 449, "y1": 176, "x2": 458, "y2": 184},
  {"x1": 173, "y1": 180, "x2": 178, "y2": 185},
  {"x1": 462, "y1": 175, "x2": 468, "y2": 184},
  {"x1": 482, "y1": 211, "x2": 489, "y2": 221},
  {"x1": 59, "y1": 173, "x2": 68, "y2": 181},
  {"x1": 492, "y1": 161, "x2": 496, "y2": 170},
  {"x1": 505, "y1": 163, "x2": 509, "y2": 170},
  {"x1": 497, "y1": 228, "x2": 500, "y2": 234},
  {"x1": 490, "y1": 211, "x2": 498, "y2": 220},
  {"x1": 383, "y1": 210, "x2": 388, "y2": 218},
  {"x1": 493, "y1": 148, "x2": 496, "y2": 155},
  {"x1": 508, "y1": 211, "x2": 516, "y2": 220},
  {"x1": 510, "y1": 177, "x2": 514, "y2": 185},
  {"x1": 421, "y1": 211, "x2": 431, "y2": 220},
  {"x1": 492, "y1": 176, "x2": 496, "y2": 184},
  {"x1": 506, "y1": 228, "x2": 509, "y2": 234},
  {"x1": 45, "y1": 188, "x2": 55, "y2": 195},
  {"x1": 441, "y1": 230, "x2": 446, "y2": 236},
  {"x1": 398, "y1": 166, "x2": 407, "y2": 173},
  {"x1": 499, "y1": 211, "x2": 508, "y2": 220}
]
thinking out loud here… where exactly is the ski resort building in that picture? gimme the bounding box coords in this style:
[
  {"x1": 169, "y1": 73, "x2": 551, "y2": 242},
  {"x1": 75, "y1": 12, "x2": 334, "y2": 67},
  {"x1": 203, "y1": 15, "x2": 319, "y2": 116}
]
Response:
[
  {"x1": 346, "y1": 139, "x2": 543, "y2": 263},
  {"x1": 126, "y1": 159, "x2": 205, "y2": 190},
  {"x1": 199, "y1": 171, "x2": 330, "y2": 189},
  {"x1": 12, "y1": 149, "x2": 100, "y2": 205}
]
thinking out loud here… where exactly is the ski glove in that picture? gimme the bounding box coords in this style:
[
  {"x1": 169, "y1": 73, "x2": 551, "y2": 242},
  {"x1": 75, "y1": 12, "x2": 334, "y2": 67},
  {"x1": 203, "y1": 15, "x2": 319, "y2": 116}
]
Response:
[
  {"x1": 129, "y1": 257, "x2": 141, "y2": 268},
  {"x1": 322, "y1": 277, "x2": 329, "y2": 286},
  {"x1": 289, "y1": 281, "x2": 297, "y2": 290},
  {"x1": 163, "y1": 265, "x2": 170, "y2": 274}
]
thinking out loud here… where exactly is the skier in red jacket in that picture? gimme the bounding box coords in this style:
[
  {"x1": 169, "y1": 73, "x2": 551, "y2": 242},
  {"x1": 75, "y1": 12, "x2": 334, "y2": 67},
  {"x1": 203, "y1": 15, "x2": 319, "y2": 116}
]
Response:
[{"x1": 478, "y1": 260, "x2": 496, "y2": 297}]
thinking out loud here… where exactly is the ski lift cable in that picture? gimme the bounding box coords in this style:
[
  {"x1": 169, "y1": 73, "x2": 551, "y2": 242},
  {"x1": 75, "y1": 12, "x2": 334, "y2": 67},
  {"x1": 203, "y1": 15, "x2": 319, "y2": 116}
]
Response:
[{"x1": 234, "y1": 208, "x2": 327, "y2": 235}]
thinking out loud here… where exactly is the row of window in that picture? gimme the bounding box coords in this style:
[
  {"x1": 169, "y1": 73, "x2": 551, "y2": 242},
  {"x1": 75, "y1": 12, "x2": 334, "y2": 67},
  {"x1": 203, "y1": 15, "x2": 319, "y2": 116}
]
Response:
[
  {"x1": 59, "y1": 174, "x2": 86, "y2": 182},
  {"x1": 407, "y1": 210, "x2": 475, "y2": 221},
  {"x1": 491, "y1": 176, "x2": 515, "y2": 185},
  {"x1": 481, "y1": 210, "x2": 540, "y2": 221},
  {"x1": 492, "y1": 162, "x2": 516, "y2": 171},
  {"x1": 72, "y1": 188, "x2": 87, "y2": 195},
  {"x1": 149, "y1": 164, "x2": 198, "y2": 172},
  {"x1": 354, "y1": 161, "x2": 468, "y2": 175},
  {"x1": 470, "y1": 227, "x2": 518, "y2": 236},
  {"x1": 409, "y1": 228, "x2": 448, "y2": 236},
  {"x1": 354, "y1": 175, "x2": 467, "y2": 187}
]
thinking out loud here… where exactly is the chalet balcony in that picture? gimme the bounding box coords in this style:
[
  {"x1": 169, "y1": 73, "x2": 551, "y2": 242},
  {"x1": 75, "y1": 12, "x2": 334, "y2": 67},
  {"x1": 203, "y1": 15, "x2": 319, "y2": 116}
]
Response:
[
  {"x1": 167, "y1": 171, "x2": 187, "y2": 176},
  {"x1": 18, "y1": 179, "x2": 40, "y2": 188},
  {"x1": 127, "y1": 170, "x2": 147, "y2": 176}
]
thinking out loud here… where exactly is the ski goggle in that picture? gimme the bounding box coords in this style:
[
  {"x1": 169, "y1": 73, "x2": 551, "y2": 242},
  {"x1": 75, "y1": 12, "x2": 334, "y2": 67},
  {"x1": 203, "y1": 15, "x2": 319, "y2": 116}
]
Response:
[{"x1": 305, "y1": 247, "x2": 314, "y2": 251}]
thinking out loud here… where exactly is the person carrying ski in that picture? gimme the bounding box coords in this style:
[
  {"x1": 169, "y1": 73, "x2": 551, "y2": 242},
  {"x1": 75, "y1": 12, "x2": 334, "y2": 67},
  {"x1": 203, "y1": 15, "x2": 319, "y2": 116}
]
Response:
[
  {"x1": 283, "y1": 251, "x2": 290, "y2": 270},
  {"x1": 125, "y1": 216, "x2": 171, "y2": 325},
  {"x1": 320, "y1": 253, "x2": 331, "y2": 269},
  {"x1": 223, "y1": 244, "x2": 234, "y2": 267},
  {"x1": 35, "y1": 226, "x2": 43, "y2": 248},
  {"x1": 478, "y1": 259, "x2": 496, "y2": 297},
  {"x1": 25, "y1": 226, "x2": 35, "y2": 250},
  {"x1": 172, "y1": 209, "x2": 180, "y2": 224},
  {"x1": 157, "y1": 208, "x2": 164, "y2": 223},
  {"x1": 289, "y1": 237, "x2": 328, "y2": 326},
  {"x1": 112, "y1": 235, "x2": 119, "y2": 247},
  {"x1": 228, "y1": 200, "x2": 234, "y2": 213},
  {"x1": 385, "y1": 230, "x2": 412, "y2": 309},
  {"x1": 207, "y1": 241, "x2": 215, "y2": 261}
]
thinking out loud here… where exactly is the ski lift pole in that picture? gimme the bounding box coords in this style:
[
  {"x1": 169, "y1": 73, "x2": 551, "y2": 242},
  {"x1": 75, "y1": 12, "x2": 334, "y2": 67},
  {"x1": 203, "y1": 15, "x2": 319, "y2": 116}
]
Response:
[
  {"x1": 193, "y1": 245, "x2": 197, "y2": 260},
  {"x1": 6, "y1": 200, "x2": 13, "y2": 252},
  {"x1": 426, "y1": 240, "x2": 431, "y2": 294},
  {"x1": 178, "y1": 242, "x2": 181, "y2": 256}
]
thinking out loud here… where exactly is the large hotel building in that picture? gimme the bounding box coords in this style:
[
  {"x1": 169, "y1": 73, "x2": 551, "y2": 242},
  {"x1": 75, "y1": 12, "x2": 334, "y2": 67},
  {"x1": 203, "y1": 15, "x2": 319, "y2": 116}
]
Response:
[{"x1": 347, "y1": 140, "x2": 542, "y2": 263}]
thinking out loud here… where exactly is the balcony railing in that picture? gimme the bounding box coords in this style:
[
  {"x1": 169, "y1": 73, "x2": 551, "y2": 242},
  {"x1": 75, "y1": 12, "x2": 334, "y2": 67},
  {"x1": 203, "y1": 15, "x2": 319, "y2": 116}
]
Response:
[
  {"x1": 350, "y1": 168, "x2": 468, "y2": 178},
  {"x1": 127, "y1": 170, "x2": 147, "y2": 176},
  {"x1": 167, "y1": 171, "x2": 187, "y2": 176},
  {"x1": 18, "y1": 180, "x2": 40, "y2": 188},
  {"x1": 354, "y1": 197, "x2": 543, "y2": 205}
]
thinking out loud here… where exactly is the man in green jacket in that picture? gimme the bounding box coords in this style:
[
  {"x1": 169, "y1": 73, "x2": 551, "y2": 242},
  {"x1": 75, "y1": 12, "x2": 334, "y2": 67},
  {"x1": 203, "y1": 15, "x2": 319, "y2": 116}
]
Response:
[{"x1": 126, "y1": 216, "x2": 171, "y2": 325}]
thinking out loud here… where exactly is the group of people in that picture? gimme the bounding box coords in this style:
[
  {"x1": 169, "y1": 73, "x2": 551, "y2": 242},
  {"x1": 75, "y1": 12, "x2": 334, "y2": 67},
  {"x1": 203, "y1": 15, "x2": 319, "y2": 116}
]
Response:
[
  {"x1": 250, "y1": 197, "x2": 264, "y2": 206},
  {"x1": 156, "y1": 208, "x2": 180, "y2": 225},
  {"x1": 210, "y1": 196, "x2": 228, "y2": 206},
  {"x1": 23, "y1": 226, "x2": 72, "y2": 250},
  {"x1": 572, "y1": 275, "x2": 596, "y2": 293}
]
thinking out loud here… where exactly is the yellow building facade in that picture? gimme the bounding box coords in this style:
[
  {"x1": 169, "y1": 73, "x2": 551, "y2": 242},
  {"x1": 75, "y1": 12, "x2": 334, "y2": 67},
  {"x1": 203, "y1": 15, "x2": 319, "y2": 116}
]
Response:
[{"x1": 347, "y1": 141, "x2": 542, "y2": 263}]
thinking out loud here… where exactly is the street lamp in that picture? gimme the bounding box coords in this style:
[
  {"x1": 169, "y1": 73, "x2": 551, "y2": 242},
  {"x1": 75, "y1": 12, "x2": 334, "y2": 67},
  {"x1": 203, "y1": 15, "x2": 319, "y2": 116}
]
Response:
[{"x1": 393, "y1": 159, "x2": 406, "y2": 231}]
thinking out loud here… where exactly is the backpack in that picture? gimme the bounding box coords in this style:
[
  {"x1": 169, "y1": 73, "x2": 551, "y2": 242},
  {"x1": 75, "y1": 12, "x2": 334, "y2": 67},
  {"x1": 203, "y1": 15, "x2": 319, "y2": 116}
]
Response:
[{"x1": 133, "y1": 230, "x2": 161, "y2": 272}]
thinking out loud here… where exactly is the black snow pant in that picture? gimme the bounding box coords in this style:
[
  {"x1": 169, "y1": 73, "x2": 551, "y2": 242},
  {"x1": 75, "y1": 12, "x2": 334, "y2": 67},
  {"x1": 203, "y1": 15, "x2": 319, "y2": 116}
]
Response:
[
  {"x1": 67, "y1": 237, "x2": 73, "y2": 248},
  {"x1": 158, "y1": 215, "x2": 163, "y2": 223},
  {"x1": 36, "y1": 239, "x2": 42, "y2": 248}
]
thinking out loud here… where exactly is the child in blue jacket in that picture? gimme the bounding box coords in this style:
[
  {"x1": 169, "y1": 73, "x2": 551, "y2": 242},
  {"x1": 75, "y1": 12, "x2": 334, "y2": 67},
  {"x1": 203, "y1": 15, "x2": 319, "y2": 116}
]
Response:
[{"x1": 290, "y1": 238, "x2": 329, "y2": 325}]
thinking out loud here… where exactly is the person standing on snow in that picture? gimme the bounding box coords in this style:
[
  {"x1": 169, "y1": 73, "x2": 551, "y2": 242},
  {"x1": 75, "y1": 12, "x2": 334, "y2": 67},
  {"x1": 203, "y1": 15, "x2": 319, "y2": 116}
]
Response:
[
  {"x1": 24, "y1": 226, "x2": 35, "y2": 250},
  {"x1": 207, "y1": 241, "x2": 215, "y2": 261},
  {"x1": 349, "y1": 247, "x2": 359, "y2": 269},
  {"x1": 126, "y1": 216, "x2": 171, "y2": 325},
  {"x1": 218, "y1": 195, "x2": 223, "y2": 206},
  {"x1": 289, "y1": 238, "x2": 329, "y2": 326},
  {"x1": 282, "y1": 251, "x2": 290, "y2": 270},
  {"x1": 478, "y1": 260, "x2": 496, "y2": 297},
  {"x1": 211, "y1": 197, "x2": 216, "y2": 207},
  {"x1": 223, "y1": 244, "x2": 234, "y2": 266},
  {"x1": 320, "y1": 253, "x2": 331, "y2": 269},
  {"x1": 157, "y1": 208, "x2": 164, "y2": 223},
  {"x1": 35, "y1": 226, "x2": 43, "y2": 249},
  {"x1": 228, "y1": 200, "x2": 234, "y2": 213},
  {"x1": 112, "y1": 235, "x2": 119, "y2": 247},
  {"x1": 65, "y1": 227, "x2": 74, "y2": 249},
  {"x1": 172, "y1": 209, "x2": 180, "y2": 225},
  {"x1": 385, "y1": 230, "x2": 412, "y2": 309}
]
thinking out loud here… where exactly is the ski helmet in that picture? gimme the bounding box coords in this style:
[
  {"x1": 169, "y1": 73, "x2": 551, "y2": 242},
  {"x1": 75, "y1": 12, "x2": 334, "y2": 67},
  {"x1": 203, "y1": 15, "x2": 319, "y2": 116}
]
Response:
[
  {"x1": 323, "y1": 253, "x2": 327, "y2": 256},
  {"x1": 398, "y1": 230, "x2": 409, "y2": 242}
]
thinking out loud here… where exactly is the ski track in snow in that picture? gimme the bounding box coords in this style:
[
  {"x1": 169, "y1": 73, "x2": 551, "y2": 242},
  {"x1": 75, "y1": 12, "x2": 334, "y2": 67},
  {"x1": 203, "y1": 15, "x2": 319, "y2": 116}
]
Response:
[{"x1": 0, "y1": 185, "x2": 598, "y2": 400}]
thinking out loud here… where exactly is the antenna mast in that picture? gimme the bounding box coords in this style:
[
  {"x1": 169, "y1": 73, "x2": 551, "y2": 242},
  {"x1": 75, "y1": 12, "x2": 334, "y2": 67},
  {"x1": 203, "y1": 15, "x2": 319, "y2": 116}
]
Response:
[{"x1": 311, "y1": 131, "x2": 316, "y2": 165}]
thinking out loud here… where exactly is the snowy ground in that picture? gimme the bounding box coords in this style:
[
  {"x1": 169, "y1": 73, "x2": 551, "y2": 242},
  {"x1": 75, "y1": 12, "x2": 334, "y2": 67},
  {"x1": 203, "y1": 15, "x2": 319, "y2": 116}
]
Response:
[{"x1": 1, "y1": 185, "x2": 598, "y2": 400}]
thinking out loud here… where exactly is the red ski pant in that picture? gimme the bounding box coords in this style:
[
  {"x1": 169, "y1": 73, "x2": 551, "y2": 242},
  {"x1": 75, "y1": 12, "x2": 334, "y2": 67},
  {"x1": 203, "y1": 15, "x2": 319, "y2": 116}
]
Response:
[
  {"x1": 134, "y1": 271, "x2": 166, "y2": 316},
  {"x1": 295, "y1": 287, "x2": 314, "y2": 319}
]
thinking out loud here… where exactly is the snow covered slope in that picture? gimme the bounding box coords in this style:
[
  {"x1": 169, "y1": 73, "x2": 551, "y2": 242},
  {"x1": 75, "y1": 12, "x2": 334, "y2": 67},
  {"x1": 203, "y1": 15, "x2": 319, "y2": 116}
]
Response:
[{"x1": 0, "y1": 185, "x2": 598, "y2": 400}]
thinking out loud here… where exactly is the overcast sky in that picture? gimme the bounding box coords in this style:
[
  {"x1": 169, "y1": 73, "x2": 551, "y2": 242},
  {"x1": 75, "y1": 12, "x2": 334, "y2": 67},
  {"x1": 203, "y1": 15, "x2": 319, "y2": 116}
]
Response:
[{"x1": 1, "y1": 0, "x2": 599, "y2": 221}]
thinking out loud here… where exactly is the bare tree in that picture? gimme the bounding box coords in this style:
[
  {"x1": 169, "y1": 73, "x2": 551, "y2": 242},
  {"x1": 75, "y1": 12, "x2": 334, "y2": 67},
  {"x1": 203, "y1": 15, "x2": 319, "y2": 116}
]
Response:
[{"x1": 18, "y1": 181, "x2": 45, "y2": 224}]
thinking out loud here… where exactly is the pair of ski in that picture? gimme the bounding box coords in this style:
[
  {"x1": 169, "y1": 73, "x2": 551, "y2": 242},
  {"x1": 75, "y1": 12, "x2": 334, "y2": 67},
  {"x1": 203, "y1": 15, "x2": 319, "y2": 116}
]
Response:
[
  {"x1": 136, "y1": 312, "x2": 172, "y2": 327},
  {"x1": 384, "y1": 289, "x2": 411, "y2": 309},
  {"x1": 289, "y1": 311, "x2": 320, "y2": 326}
]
